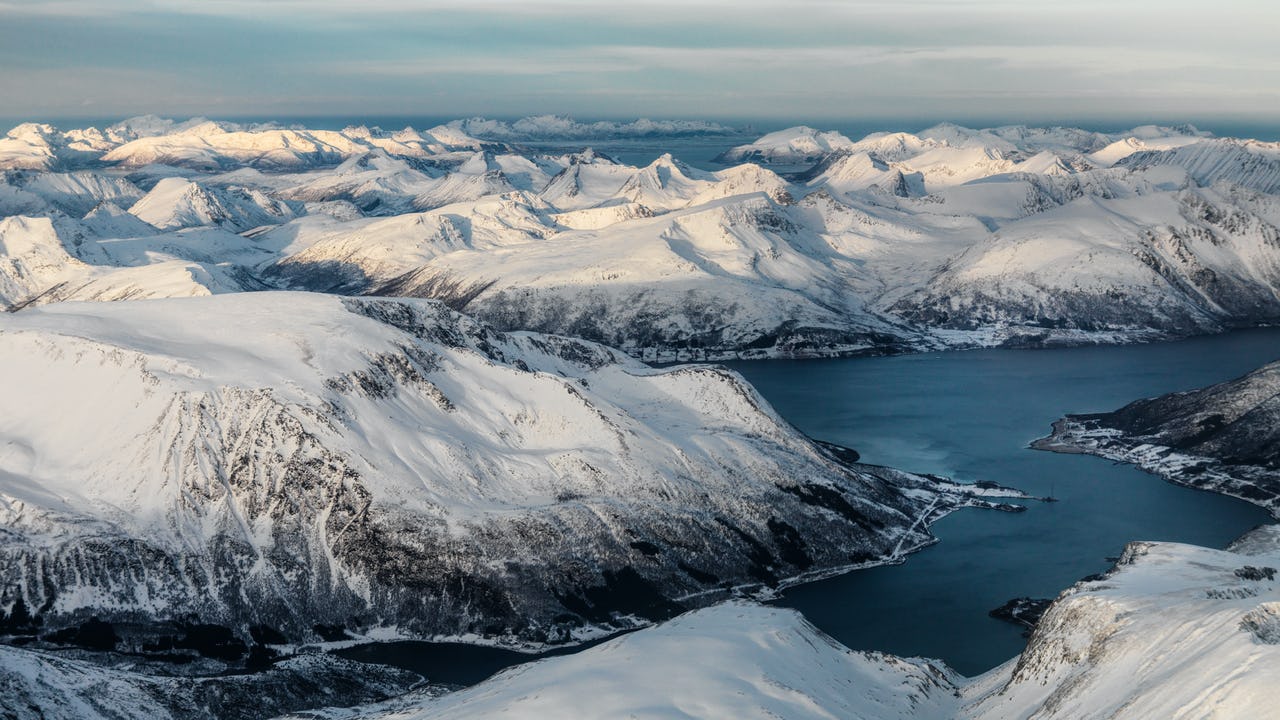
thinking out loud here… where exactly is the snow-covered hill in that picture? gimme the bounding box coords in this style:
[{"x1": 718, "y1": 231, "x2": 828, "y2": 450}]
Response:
[
  {"x1": 128, "y1": 176, "x2": 300, "y2": 232},
  {"x1": 0, "y1": 292, "x2": 1012, "y2": 656},
  {"x1": 279, "y1": 524, "x2": 1280, "y2": 719},
  {"x1": 715, "y1": 126, "x2": 859, "y2": 166},
  {"x1": 961, "y1": 527, "x2": 1280, "y2": 718},
  {"x1": 284, "y1": 603, "x2": 962, "y2": 720}
]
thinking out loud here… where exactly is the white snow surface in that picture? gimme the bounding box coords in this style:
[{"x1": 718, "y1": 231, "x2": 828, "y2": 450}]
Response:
[{"x1": 287, "y1": 603, "x2": 960, "y2": 720}]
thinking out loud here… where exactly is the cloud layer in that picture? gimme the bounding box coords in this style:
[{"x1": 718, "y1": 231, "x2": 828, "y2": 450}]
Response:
[{"x1": 1, "y1": 0, "x2": 1275, "y2": 121}]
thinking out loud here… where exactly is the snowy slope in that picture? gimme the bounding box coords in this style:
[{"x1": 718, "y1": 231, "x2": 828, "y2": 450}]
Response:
[
  {"x1": 962, "y1": 528, "x2": 1280, "y2": 719},
  {"x1": 0, "y1": 215, "x2": 87, "y2": 309},
  {"x1": 0, "y1": 124, "x2": 103, "y2": 171},
  {"x1": 285, "y1": 603, "x2": 961, "y2": 720},
  {"x1": 3, "y1": 171, "x2": 144, "y2": 217},
  {"x1": 1119, "y1": 138, "x2": 1280, "y2": 194},
  {"x1": 0, "y1": 292, "x2": 1011, "y2": 651},
  {"x1": 276, "y1": 150, "x2": 443, "y2": 215},
  {"x1": 261, "y1": 193, "x2": 554, "y2": 293},
  {"x1": 128, "y1": 177, "x2": 300, "y2": 232},
  {"x1": 371, "y1": 193, "x2": 918, "y2": 359},
  {"x1": 285, "y1": 526, "x2": 1280, "y2": 720},
  {"x1": 891, "y1": 181, "x2": 1280, "y2": 344}
]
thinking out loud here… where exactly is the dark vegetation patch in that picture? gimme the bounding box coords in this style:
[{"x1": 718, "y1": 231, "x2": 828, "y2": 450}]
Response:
[
  {"x1": 44, "y1": 617, "x2": 120, "y2": 651},
  {"x1": 554, "y1": 567, "x2": 685, "y2": 625}
]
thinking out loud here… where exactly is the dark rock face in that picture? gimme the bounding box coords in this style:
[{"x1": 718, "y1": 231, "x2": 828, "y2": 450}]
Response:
[
  {"x1": 989, "y1": 597, "x2": 1054, "y2": 635},
  {"x1": 0, "y1": 645, "x2": 424, "y2": 720},
  {"x1": 1081, "y1": 363, "x2": 1280, "y2": 470},
  {"x1": 1034, "y1": 360, "x2": 1280, "y2": 517},
  {"x1": 1235, "y1": 566, "x2": 1278, "y2": 582}
]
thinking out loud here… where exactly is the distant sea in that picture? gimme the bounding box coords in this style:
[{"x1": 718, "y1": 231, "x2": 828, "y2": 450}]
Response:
[{"x1": 4, "y1": 115, "x2": 1277, "y2": 172}]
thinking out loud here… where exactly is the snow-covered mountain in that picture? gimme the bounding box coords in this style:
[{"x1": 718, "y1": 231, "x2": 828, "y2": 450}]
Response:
[
  {"x1": 0, "y1": 117, "x2": 502, "y2": 173},
  {"x1": 279, "y1": 524, "x2": 1280, "y2": 719},
  {"x1": 0, "y1": 292, "x2": 1014, "y2": 657},
  {"x1": 128, "y1": 176, "x2": 300, "y2": 232},
  {"x1": 1116, "y1": 138, "x2": 1280, "y2": 194},
  {"x1": 284, "y1": 603, "x2": 962, "y2": 719},
  {"x1": 5, "y1": 118, "x2": 1280, "y2": 358}
]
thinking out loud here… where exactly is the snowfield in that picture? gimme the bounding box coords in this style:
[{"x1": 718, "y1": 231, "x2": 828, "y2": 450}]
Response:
[{"x1": 2, "y1": 117, "x2": 1280, "y2": 357}]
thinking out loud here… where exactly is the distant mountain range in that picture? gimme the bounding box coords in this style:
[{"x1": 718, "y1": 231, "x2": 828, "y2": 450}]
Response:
[{"x1": 3, "y1": 116, "x2": 1279, "y2": 359}]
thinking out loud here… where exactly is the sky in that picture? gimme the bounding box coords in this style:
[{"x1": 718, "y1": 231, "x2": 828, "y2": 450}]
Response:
[{"x1": 1, "y1": 0, "x2": 1278, "y2": 124}]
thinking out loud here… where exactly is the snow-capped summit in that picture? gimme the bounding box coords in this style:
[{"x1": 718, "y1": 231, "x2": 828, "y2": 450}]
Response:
[
  {"x1": 614, "y1": 153, "x2": 716, "y2": 210},
  {"x1": 82, "y1": 201, "x2": 158, "y2": 238},
  {"x1": 715, "y1": 126, "x2": 856, "y2": 165},
  {"x1": 845, "y1": 130, "x2": 942, "y2": 162},
  {"x1": 0, "y1": 123, "x2": 75, "y2": 171},
  {"x1": 1118, "y1": 138, "x2": 1280, "y2": 194},
  {"x1": 802, "y1": 151, "x2": 925, "y2": 198},
  {"x1": 2, "y1": 117, "x2": 1280, "y2": 358},
  {"x1": 128, "y1": 177, "x2": 298, "y2": 232}
]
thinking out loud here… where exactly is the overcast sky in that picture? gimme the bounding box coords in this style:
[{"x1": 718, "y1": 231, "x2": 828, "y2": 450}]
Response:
[{"x1": 2, "y1": 0, "x2": 1277, "y2": 123}]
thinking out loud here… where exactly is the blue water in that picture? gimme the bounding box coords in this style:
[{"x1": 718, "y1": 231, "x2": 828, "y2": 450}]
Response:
[{"x1": 724, "y1": 329, "x2": 1280, "y2": 676}]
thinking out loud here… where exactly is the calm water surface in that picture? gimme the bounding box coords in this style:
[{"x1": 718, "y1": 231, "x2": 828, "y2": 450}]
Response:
[{"x1": 724, "y1": 329, "x2": 1280, "y2": 676}]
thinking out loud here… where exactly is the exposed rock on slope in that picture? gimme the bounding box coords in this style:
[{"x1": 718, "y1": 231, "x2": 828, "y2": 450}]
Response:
[
  {"x1": 0, "y1": 292, "x2": 1011, "y2": 653},
  {"x1": 128, "y1": 177, "x2": 299, "y2": 232},
  {"x1": 0, "y1": 648, "x2": 422, "y2": 720},
  {"x1": 1035, "y1": 359, "x2": 1280, "y2": 516},
  {"x1": 281, "y1": 527, "x2": 1280, "y2": 719}
]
